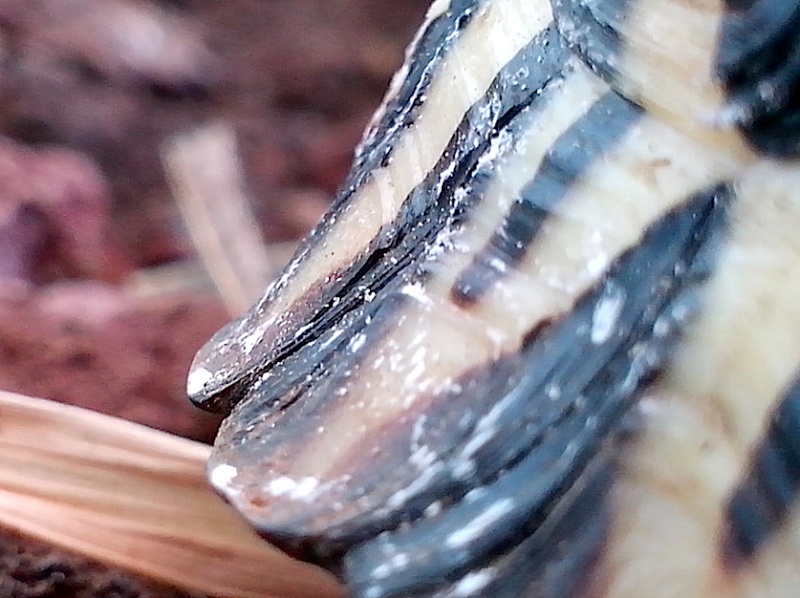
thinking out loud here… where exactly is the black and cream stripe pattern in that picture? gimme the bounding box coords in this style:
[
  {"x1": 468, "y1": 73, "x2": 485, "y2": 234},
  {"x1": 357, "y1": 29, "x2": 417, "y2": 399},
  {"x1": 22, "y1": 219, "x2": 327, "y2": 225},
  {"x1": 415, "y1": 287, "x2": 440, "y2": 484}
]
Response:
[{"x1": 188, "y1": 1, "x2": 800, "y2": 596}]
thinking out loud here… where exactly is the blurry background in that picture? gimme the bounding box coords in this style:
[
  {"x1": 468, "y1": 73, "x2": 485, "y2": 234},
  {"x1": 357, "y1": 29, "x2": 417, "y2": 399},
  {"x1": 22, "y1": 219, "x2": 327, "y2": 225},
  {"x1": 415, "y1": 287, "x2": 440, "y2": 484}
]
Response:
[{"x1": 0, "y1": 0, "x2": 430, "y2": 443}]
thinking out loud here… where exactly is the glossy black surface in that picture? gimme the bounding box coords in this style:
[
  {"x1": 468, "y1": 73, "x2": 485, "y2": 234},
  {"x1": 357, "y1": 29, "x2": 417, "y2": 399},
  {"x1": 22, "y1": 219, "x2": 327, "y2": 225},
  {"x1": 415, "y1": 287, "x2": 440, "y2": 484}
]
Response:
[
  {"x1": 723, "y1": 373, "x2": 800, "y2": 566},
  {"x1": 717, "y1": 0, "x2": 800, "y2": 156}
]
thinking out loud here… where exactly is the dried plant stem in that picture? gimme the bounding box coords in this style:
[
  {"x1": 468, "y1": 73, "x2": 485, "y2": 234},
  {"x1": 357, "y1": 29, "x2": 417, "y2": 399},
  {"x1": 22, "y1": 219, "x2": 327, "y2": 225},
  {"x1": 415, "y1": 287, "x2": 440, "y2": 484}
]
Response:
[
  {"x1": 163, "y1": 122, "x2": 274, "y2": 315},
  {"x1": 0, "y1": 390, "x2": 343, "y2": 598}
]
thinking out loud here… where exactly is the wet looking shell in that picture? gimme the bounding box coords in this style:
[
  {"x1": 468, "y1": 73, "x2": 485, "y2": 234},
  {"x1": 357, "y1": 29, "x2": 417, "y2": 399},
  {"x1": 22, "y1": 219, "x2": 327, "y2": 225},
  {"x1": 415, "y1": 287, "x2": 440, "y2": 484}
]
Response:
[{"x1": 189, "y1": 1, "x2": 800, "y2": 597}]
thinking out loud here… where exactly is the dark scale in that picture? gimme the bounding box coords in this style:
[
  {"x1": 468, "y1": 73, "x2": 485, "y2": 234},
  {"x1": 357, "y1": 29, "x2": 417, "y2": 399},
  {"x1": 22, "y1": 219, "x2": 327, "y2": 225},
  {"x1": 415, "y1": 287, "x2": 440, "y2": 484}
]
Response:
[
  {"x1": 722, "y1": 374, "x2": 800, "y2": 566},
  {"x1": 451, "y1": 91, "x2": 642, "y2": 305},
  {"x1": 345, "y1": 184, "x2": 733, "y2": 598},
  {"x1": 716, "y1": 0, "x2": 800, "y2": 156},
  {"x1": 550, "y1": 0, "x2": 632, "y2": 82}
]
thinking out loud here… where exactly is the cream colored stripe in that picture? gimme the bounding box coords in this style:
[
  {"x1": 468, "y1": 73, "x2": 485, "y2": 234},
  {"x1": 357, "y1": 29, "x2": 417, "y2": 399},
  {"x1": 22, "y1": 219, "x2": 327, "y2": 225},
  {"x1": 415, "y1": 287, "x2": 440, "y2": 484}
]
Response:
[
  {"x1": 665, "y1": 162, "x2": 800, "y2": 456},
  {"x1": 616, "y1": 0, "x2": 754, "y2": 159},
  {"x1": 472, "y1": 108, "x2": 743, "y2": 341},
  {"x1": 356, "y1": 0, "x2": 456, "y2": 155},
  {"x1": 189, "y1": 0, "x2": 556, "y2": 404},
  {"x1": 584, "y1": 161, "x2": 800, "y2": 598},
  {"x1": 268, "y1": 61, "x2": 606, "y2": 481},
  {"x1": 284, "y1": 95, "x2": 748, "y2": 488},
  {"x1": 428, "y1": 57, "x2": 608, "y2": 296},
  {"x1": 256, "y1": 0, "x2": 555, "y2": 328}
]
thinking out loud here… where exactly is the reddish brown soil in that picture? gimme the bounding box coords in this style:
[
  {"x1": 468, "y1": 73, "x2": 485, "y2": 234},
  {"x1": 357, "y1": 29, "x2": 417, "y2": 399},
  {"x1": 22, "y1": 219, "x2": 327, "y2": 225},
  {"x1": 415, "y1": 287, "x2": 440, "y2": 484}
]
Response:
[
  {"x1": 0, "y1": 0, "x2": 430, "y2": 594},
  {"x1": 0, "y1": 528, "x2": 203, "y2": 598},
  {"x1": 0, "y1": 0, "x2": 429, "y2": 438}
]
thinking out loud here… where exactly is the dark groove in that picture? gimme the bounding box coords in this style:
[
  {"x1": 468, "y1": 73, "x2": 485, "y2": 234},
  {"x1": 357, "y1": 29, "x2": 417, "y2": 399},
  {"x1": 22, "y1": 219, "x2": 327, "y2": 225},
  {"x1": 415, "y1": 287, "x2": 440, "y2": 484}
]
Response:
[
  {"x1": 234, "y1": 26, "x2": 572, "y2": 413},
  {"x1": 209, "y1": 32, "x2": 582, "y2": 562},
  {"x1": 721, "y1": 372, "x2": 800, "y2": 567},
  {"x1": 551, "y1": 0, "x2": 632, "y2": 83},
  {"x1": 451, "y1": 91, "x2": 642, "y2": 306},
  {"x1": 451, "y1": 452, "x2": 616, "y2": 598},
  {"x1": 716, "y1": 0, "x2": 800, "y2": 156},
  {"x1": 343, "y1": 183, "x2": 733, "y2": 597},
  {"x1": 349, "y1": 0, "x2": 484, "y2": 186},
  {"x1": 194, "y1": 24, "x2": 573, "y2": 413}
]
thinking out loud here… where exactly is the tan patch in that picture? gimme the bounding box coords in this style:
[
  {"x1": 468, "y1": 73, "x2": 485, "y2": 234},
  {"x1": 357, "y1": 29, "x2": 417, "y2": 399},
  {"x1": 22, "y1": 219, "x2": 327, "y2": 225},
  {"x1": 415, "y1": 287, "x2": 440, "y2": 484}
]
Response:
[
  {"x1": 275, "y1": 59, "x2": 607, "y2": 481},
  {"x1": 251, "y1": 71, "x2": 748, "y2": 499},
  {"x1": 667, "y1": 162, "x2": 800, "y2": 453},
  {"x1": 616, "y1": 0, "x2": 754, "y2": 159},
  {"x1": 588, "y1": 161, "x2": 800, "y2": 598},
  {"x1": 261, "y1": 0, "x2": 555, "y2": 328},
  {"x1": 583, "y1": 390, "x2": 741, "y2": 598}
]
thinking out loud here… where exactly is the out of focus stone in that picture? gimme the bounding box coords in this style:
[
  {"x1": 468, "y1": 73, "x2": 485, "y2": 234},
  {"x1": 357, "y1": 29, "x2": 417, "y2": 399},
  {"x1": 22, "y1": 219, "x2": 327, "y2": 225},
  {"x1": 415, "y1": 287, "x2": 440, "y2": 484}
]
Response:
[
  {"x1": 0, "y1": 138, "x2": 133, "y2": 284},
  {"x1": 0, "y1": 283, "x2": 227, "y2": 442},
  {"x1": 0, "y1": 0, "x2": 430, "y2": 266}
]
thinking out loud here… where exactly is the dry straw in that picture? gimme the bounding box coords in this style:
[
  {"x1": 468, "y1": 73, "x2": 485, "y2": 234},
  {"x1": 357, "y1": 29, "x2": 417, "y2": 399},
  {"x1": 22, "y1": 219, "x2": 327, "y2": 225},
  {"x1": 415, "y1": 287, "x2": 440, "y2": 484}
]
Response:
[{"x1": 0, "y1": 390, "x2": 343, "y2": 598}]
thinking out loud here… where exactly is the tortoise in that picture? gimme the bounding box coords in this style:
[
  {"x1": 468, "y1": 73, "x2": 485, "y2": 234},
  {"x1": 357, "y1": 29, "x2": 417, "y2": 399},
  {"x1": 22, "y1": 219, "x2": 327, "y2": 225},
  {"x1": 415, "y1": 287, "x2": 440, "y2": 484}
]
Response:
[{"x1": 187, "y1": 0, "x2": 800, "y2": 596}]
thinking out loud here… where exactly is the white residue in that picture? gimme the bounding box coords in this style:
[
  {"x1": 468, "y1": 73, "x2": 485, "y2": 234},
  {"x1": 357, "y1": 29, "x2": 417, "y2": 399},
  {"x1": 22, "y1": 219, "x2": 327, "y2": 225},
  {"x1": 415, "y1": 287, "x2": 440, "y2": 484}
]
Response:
[
  {"x1": 424, "y1": 500, "x2": 443, "y2": 518},
  {"x1": 452, "y1": 458, "x2": 476, "y2": 480},
  {"x1": 209, "y1": 463, "x2": 237, "y2": 490},
  {"x1": 410, "y1": 443, "x2": 439, "y2": 470},
  {"x1": 445, "y1": 499, "x2": 514, "y2": 549},
  {"x1": 590, "y1": 284, "x2": 625, "y2": 344},
  {"x1": 652, "y1": 315, "x2": 671, "y2": 338},
  {"x1": 349, "y1": 332, "x2": 367, "y2": 353},
  {"x1": 488, "y1": 255, "x2": 508, "y2": 273},
  {"x1": 292, "y1": 321, "x2": 314, "y2": 339},
  {"x1": 410, "y1": 415, "x2": 427, "y2": 448},
  {"x1": 405, "y1": 345, "x2": 428, "y2": 386},
  {"x1": 586, "y1": 252, "x2": 609, "y2": 277},
  {"x1": 453, "y1": 187, "x2": 469, "y2": 205},
  {"x1": 475, "y1": 127, "x2": 513, "y2": 172},
  {"x1": 318, "y1": 328, "x2": 345, "y2": 350},
  {"x1": 265, "y1": 476, "x2": 319, "y2": 500},
  {"x1": 400, "y1": 282, "x2": 430, "y2": 304},
  {"x1": 455, "y1": 390, "x2": 517, "y2": 469},
  {"x1": 371, "y1": 552, "x2": 411, "y2": 580},
  {"x1": 409, "y1": 415, "x2": 436, "y2": 471},
  {"x1": 545, "y1": 382, "x2": 561, "y2": 401},
  {"x1": 186, "y1": 367, "x2": 213, "y2": 396},
  {"x1": 240, "y1": 321, "x2": 268, "y2": 354},
  {"x1": 451, "y1": 569, "x2": 495, "y2": 597},
  {"x1": 387, "y1": 462, "x2": 443, "y2": 508}
]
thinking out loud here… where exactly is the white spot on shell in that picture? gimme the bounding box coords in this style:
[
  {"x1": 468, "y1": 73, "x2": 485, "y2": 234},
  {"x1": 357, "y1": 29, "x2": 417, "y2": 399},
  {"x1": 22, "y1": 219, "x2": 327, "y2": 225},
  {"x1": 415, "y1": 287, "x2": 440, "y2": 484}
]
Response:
[
  {"x1": 445, "y1": 499, "x2": 514, "y2": 548},
  {"x1": 265, "y1": 476, "x2": 319, "y2": 500},
  {"x1": 454, "y1": 390, "x2": 518, "y2": 474},
  {"x1": 239, "y1": 321, "x2": 270, "y2": 354},
  {"x1": 424, "y1": 500, "x2": 443, "y2": 518},
  {"x1": 452, "y1": 569, "x2": 495, "y2": 596},
  {"x1": 187, "y1": 367, "x2": 213, "y2": 396},
  {"x1": 653, "y1": 315, "x2": 671, "y2": 338},
  {"x1": 400, "y1": 282, "x2": 430, "y2": 303},
  {"x1": 349, "y1": 332, "x2": 367, "y2": 353},
  {"x1": 591, "y1": 284, "x2": 625, "y2": 344},
  {"x1": 209, "y1": 463, "x2": 237, "y2": 490},
  {"x1": 545, "y1": 382, "x2": 561, "y2": 400},
  {"x1": 371, "y1": 552, "x2": 411, "y2": 581},
  {"x1": 452, "y1": 458, "x2": 476, "y2": 480},
  {"x1": 387, "y1": 463, "x2": 443, "y2": 508}
]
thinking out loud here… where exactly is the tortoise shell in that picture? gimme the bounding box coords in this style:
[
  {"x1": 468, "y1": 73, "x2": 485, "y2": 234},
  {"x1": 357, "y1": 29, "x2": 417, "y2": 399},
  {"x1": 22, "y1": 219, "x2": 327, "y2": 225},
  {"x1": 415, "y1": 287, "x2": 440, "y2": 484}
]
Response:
[{"x1": 188, "y1": 1, "x2": 800, "y2": 596}]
